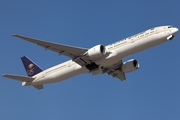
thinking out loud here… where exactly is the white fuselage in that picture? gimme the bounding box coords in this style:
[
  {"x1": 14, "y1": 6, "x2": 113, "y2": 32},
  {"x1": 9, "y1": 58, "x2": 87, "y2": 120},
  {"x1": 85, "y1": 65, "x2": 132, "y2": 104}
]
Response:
[{"x1": 31, "y1": 26, "x2": 178, "y2": 85}]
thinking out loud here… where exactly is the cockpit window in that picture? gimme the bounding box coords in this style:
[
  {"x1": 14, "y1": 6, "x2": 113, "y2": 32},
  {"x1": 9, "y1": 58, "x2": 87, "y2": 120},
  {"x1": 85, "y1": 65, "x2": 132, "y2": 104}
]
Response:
[
  {"x1": 168, "y1": 26, "x2": 174, "y2": 28},
  {"x1": 150, "y1": 28, "x2": 154, "y2": 30}
]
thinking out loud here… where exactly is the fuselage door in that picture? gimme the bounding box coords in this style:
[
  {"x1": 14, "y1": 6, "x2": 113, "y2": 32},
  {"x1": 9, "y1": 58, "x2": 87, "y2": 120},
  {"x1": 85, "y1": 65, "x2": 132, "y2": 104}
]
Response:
[{"x1": 67, "y1": 61, "x2": 71, "y2": 67}]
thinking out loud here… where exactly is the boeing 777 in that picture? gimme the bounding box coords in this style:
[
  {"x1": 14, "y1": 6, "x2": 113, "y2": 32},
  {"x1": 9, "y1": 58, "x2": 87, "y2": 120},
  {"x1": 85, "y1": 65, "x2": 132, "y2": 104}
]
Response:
[{"x1": 3, "y1": 25, "x2": 178, "y2": 90}]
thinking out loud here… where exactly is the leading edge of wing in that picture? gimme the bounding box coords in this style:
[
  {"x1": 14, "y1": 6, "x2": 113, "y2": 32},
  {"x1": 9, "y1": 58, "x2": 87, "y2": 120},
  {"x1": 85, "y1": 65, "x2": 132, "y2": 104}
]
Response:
[{"x1": 11, "y1": 34, "x2": 88, "y2": 58}]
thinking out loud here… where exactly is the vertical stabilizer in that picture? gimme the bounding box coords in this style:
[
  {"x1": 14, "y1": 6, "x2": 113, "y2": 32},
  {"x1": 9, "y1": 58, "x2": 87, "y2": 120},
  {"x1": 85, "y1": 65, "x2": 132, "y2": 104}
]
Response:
[{"x1": 21, "y1": 56, "x2": 43, "y2": 77}]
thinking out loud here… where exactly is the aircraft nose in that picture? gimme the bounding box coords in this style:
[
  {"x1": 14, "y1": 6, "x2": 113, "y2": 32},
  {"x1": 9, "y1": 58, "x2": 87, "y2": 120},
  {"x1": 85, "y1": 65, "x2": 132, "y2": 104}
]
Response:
[
  {"x1": 167, "y1": 27, "x2": 178, "y2": 40},
  {"x1": 172, "y1": 27, "x2": 178, "y2": 35}
]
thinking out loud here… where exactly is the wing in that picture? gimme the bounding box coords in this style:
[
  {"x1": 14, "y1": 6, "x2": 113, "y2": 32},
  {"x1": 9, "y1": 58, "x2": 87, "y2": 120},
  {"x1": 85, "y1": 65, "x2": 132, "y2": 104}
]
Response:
[
  {"x1": 11, "y1": 34, "x2": 88, "y2": 59},
  {"x1": 11, "y1": 34, "x2": 108, "y2": 70},
  {"x1": 102, "y1": 60, "x2": 126, "y2": 81},
  {"x1": 106, "y1": 69, "x2": 126, "y2": 81}
]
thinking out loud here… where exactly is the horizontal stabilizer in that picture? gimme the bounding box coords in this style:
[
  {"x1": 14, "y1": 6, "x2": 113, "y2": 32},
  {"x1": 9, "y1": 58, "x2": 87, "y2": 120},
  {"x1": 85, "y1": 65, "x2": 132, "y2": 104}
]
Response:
[{"x1": 2, "y1": 74, "x2": 35, "y2": 82}]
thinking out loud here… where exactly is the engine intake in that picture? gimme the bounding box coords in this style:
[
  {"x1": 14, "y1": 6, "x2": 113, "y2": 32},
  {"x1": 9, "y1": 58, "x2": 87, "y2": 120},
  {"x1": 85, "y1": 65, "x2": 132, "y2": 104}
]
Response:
[
  {"x1": 122, "y1": 59, "x2": 140, "y2": 73},
  {"x1": 86, "y1": 44, "x2": 106, "y2": 59}
]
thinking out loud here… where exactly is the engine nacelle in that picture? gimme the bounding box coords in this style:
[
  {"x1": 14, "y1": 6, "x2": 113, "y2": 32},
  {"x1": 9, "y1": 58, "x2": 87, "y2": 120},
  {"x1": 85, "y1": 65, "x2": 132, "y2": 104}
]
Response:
[
  {"x1": 122, "y1": 59, "x2": 140, "y2": 73},
  {"x1": 86, "y1": 44, "x2": 106, "y2": 59}
]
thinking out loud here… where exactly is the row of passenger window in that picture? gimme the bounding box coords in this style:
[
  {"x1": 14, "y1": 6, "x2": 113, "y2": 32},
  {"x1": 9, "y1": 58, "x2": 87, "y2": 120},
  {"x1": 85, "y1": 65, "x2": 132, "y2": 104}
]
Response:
[
  {"x1": 45, "y1": 64, "x2": 67, "y2": 75},
  {"x1": 108, "y1": 29, "x2": 156, "y2": 50}
]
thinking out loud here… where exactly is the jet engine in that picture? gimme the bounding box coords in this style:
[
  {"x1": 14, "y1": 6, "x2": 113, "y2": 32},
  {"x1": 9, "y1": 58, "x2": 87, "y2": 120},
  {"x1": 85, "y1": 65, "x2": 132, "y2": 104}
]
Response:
[
  {"x1": 86, "y1": 44, "x2": 106, "y2": 59},
  {"x1": 122, "y1": 59, "x2": 140, "y2": 73}
]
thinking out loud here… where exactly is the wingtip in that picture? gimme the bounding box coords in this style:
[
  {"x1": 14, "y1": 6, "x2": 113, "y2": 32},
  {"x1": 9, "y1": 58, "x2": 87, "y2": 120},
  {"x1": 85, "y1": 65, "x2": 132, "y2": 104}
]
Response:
[
  {"x1": 11, "y1": 34, "x2": 19, "y2": 37},
  {"x1": 2, "y1": 74, "x2": 7, "y2": 77},
  {"x1": 10, "y1": 34, "x2": 18, "y2": 36}
]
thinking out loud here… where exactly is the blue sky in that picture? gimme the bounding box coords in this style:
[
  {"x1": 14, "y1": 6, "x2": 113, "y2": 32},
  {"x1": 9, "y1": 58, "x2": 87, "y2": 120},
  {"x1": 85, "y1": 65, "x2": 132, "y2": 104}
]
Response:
[{"x1": 0, "y1": 0, "x2": 180, "y2": 120}]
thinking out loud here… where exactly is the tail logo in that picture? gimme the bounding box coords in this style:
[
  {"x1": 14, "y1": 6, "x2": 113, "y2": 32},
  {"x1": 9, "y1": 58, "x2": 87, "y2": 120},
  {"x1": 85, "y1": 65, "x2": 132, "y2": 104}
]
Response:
[{"x1": 27, "y1": 64, "x2": 34, "y2": 76}]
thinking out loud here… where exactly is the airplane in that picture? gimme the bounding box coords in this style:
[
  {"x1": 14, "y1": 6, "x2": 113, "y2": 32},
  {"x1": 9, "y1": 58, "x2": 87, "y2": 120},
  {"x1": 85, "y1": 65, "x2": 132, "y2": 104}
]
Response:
[{"x1": 3, "y1": 25, "x2": 178, "y2": 90}]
